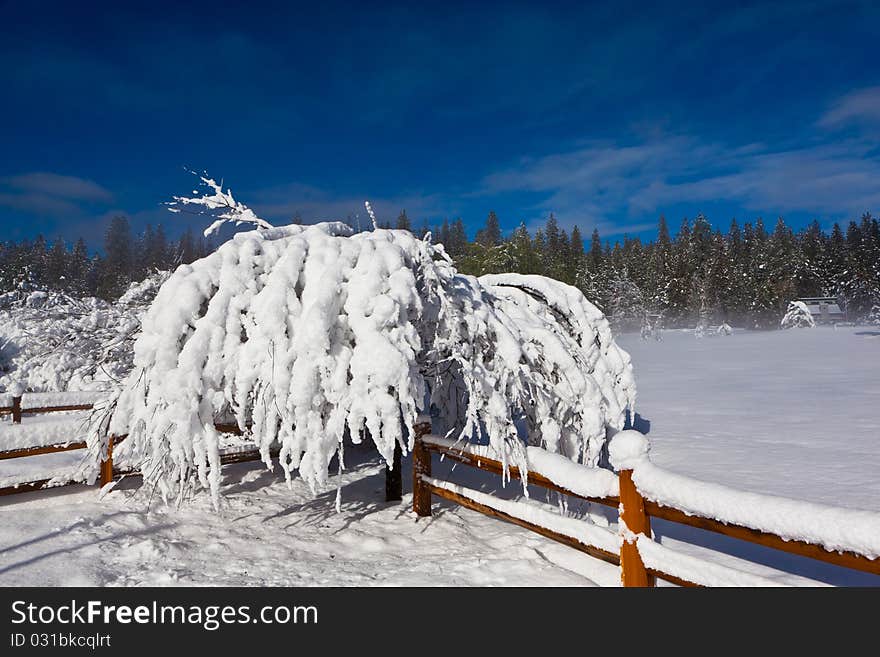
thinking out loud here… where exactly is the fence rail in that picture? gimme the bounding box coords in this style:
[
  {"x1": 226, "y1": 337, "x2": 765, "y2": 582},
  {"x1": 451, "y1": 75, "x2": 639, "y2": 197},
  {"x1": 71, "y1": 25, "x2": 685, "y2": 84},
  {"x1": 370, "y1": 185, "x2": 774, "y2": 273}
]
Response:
[
  {"x1": 0, "y1": 396, "x2": 267, "y2": 497},
  {"x1": 413, "y1": 431, "x2": 880, "y2": 586}
]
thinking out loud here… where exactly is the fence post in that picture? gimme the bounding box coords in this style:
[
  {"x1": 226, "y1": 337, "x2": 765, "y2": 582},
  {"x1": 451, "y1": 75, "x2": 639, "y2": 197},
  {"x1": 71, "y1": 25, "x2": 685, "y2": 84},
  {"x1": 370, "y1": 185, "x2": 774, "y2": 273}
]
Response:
[
  {"x1": 12, "y1": 396, "x2": 21, "y2": 424},
  {"x1": 609, "y1": 430, "x2": 654, "y2": 587},
  {"x1": 412, "y1": 428, "x2": 432, "y2": 517},
  {"x1": 618, "y1": 468, "x2": 654, "y2": 587},
  {"x1": 99, "y1": 436, "x2": 114, "y2": 487},
  {"x1": 385, "y1": 441, "x2": 403, "y2": 501}
]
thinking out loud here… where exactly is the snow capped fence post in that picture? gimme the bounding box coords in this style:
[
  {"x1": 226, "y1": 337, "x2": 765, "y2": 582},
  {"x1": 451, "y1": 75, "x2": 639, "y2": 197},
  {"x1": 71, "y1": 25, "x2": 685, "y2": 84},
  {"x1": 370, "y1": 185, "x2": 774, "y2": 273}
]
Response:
[
  {"x1": 412, "y1": 422, "x2": 432, "y2": 517},
  {"x1": 609, "y1": 430, "x2": 654, "y2": 587}
]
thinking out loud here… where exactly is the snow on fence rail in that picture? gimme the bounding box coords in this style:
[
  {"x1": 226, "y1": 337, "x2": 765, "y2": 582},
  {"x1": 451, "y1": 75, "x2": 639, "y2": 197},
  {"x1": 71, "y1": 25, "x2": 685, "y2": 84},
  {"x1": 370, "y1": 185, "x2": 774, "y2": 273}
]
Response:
[
  {"x1": 414, "y1": 431, "x2": 880, "y2": 586},
  {"x1": 0, "y1": 391, "x2": 110, "y2": 414}
]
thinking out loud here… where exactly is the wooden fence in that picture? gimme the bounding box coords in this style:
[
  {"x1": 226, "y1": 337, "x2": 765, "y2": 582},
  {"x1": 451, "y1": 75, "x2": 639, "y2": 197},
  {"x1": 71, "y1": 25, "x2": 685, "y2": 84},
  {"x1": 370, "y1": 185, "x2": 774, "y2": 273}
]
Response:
[
  {"x1": 1, "y1": 397, "x2": 414, "y2": 500},
  {"x1": 412, "y1": 430, "x2": 880, "y2": 586},
  {"x1": 4, "y1": 401, "x2": 878, "y2": 586},
  {"x1": 0, "y1": 397, "x2": 269, "y2": 496}
]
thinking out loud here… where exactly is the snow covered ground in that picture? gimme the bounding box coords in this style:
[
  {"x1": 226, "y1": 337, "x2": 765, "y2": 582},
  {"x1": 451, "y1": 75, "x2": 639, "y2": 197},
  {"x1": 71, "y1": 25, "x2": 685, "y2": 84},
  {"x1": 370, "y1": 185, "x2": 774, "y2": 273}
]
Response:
[
  {"x1": 1, "y1": 325, "x2": 878, "y2": 586},
  {"x1": 0, "y1": 454, "x2": 622, "y2": 587},
  {"x1": 617, "y1": 326, "x2": 880, "y2": 511}
]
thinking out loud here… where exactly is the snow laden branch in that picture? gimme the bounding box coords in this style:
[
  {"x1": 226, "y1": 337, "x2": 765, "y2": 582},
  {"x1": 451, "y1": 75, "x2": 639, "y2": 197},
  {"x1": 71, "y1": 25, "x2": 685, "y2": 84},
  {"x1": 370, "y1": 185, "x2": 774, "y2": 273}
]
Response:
[
  {"x1": 167, "y1": 171, "x2": 275, "y2": 238},
  {"x1": 104, "y1": 223, "x2": 635, "y2": 508},
  {"x1": 364, "y1": 201, "x2": 379, "y2": 230}
]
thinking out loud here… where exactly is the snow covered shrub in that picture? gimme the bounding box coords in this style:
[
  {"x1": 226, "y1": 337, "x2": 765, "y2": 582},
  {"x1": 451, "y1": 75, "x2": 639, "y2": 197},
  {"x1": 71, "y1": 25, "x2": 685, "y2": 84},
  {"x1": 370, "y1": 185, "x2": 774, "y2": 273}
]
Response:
[
  {"x1": 780, "y1": 301, "x2": 815, "y2": 329},
  {"x1": 0, "y1": 271, "x2": 168, "y2": 392},
  {"x1": 103, "y1": 222, "x2": 636, "y2": 507}
]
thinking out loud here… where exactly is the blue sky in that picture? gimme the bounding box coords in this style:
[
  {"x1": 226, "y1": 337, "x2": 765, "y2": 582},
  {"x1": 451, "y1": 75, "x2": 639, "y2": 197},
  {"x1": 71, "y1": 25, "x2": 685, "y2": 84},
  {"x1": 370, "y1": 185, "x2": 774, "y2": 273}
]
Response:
[{"x1": 2, "y1": 0, "x2": 880, "y2": 248}]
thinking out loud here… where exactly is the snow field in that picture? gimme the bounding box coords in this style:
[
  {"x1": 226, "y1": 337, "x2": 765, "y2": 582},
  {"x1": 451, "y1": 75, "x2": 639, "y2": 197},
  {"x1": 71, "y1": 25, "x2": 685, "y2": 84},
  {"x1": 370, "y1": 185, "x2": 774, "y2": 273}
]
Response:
[{"x1": 0, "y1": 325, "x2": 877, "y2": 586}]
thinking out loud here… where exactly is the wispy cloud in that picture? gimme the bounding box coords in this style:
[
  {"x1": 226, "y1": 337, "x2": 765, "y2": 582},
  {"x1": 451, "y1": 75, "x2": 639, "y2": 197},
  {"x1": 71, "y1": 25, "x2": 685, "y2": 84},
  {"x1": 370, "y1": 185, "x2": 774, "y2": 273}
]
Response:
[
  {"x1": 4, "y1": 172, "x2": 113, "y2": 202},
  {"x1": 818, "y1": 86, "x2": 880, "y2": 128},
  {"x1": 478, "y1": 88, "x2": 880, "y2": 234},
  {"x1": 628, "y1": 140, "x2": 880, "y2": 214},
  {"x1": 0, "y1": 172, "x2": 114, "y2": 223}
]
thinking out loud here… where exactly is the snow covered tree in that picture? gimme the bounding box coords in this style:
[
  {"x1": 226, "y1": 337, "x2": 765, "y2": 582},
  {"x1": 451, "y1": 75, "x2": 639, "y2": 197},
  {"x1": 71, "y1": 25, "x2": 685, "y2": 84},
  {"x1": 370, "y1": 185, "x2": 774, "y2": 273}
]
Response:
[
  {"x1": 607, "y1": 270, "x2": 647, "y2": 332},
  {"x1": 665, "y1": 218, "x2": 693, "y2": 325},
  {"x1": 45, "y1": 239, "x2": 69, "y2": 290},
  {"x1": 780, "y1": 300, "x2": 815, "y2": 329},
  {"x1": 69, "y1": 238, "x2": 92, "y2": 296},
  {"x1": 97, "y1": 205, "x2": 635, "y2": 508},
  {"x1": 796, "y1": 220, "x2": 825, "y2": 298}
]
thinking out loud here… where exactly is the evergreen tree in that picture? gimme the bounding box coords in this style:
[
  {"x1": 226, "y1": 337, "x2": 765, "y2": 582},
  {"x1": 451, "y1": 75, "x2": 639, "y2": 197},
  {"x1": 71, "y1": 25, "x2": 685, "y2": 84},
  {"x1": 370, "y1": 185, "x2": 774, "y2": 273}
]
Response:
[
  {"x1": 510, "y1": 222, "x2": 540, "y2": 274},
  {"x1": 665, "y1": 218, "x2": 692, "y2": 324},
  {"x1": 587, "y1": 228, "x2": 603, "y2": 272},
  {"x1": 645, "y1": 217, "x2": 671, "y2": 315},
  {"x1": 570, "y1": 225, "x2": 585, "y2": 260},
  {"x1": 138, "y1": 224, "x2": 156, "y2": 277},
  {"x1": 45, "y1": 239, "x2": 69, "y2": 290},
  {"x1": 69, "y1": 238, "x2": 90, "y2": 295},
  {"x1": 396, "y1": 210, "x2": 411, "y2": 231},
  {"x1": 746, "y1": 217, "x2": 777, "y2": 327},
  {"x1": 438, "y1": 219, "x2": 451, "y2": 249},
  {"x1": 796, "y1": 220, "x2": 825, "y2": 297},
  {"x1": 30, "y1": 235, "x2": 48, "y2": 287},
  {"x1": 448, "y1": 218, "x2": 467, "y2": 258},
  {"x1": 657, "y1": 215, "x2": 671, "y2": 246},
  {"x1": 98, "y1": 216, "x2": 134, "y2": 299},
  {"x1": 542, "y1": 214, "x2": 562, "y2": 279},
  {"x1": 533, "y1": 229, "x2": 547, "y2": 275},
  {"x1": 176, "y1": 227, "x2": 200, "y2": 265},
  {"x1": 476, "y1": 211, "x2": 502, "y2": 247}
]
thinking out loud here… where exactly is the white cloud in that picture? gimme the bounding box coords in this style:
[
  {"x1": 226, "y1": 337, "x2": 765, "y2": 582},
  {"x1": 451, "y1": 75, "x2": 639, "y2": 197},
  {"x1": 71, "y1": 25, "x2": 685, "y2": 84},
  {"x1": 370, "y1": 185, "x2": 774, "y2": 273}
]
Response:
[
  {"x1": 3, "y1": 172, "x2": 113, "y2": 202},
  {"x1": 818, "y1": 86, "x2": 880, "y2": 128},
  {"x1": 0, "y1": 172, "x2": 114, "y2": 224},
  {"x1": 479, "y1": 128, "x2": 880, "y2": 233}
]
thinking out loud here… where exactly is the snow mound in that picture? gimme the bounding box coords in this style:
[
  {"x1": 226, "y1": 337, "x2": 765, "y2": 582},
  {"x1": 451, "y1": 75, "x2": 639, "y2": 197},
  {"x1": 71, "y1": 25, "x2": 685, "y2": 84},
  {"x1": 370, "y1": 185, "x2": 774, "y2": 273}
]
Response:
[
  {"x1": 608, "y1": 430, "x2": 650, "y2": 471},
  {"x1": 106, "y1": 224, "x2": 635, "y2": 507}
]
